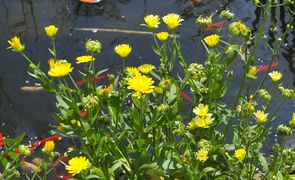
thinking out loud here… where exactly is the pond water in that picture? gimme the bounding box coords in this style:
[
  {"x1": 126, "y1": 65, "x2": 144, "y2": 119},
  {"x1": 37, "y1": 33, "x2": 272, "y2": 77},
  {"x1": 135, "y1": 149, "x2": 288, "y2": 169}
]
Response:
[{"x1": 0, "y1": 0, "x2": 294, "y2": 147}]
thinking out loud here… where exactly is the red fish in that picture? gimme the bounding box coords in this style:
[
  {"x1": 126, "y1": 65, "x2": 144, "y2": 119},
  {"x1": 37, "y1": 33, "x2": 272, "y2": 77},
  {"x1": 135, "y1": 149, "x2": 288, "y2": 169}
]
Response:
[
  {"x1": 80, "y1": 109, "x2": 88, "y2": 118},
  {"x1": 206, "y1": 20, "x2": 225, "y2": 31},
  {"x1": 0, "y1": 133, "x2": 4, "y2": 147},
  {"x1": 76, "y1": 75, "x2": 108, "y2": 87},
  {"x1": 56, "y1": 174, "x2": 73, "y2": 180},
  {"x1": 180, "y1": 91, "x2": 193, "y2": 103},
  {"x1": 258, "y1": 60, "x2": 279, "y2": 72},
  {"x1": 28, "y1": 135, "x2": 62, "y2": 149}
]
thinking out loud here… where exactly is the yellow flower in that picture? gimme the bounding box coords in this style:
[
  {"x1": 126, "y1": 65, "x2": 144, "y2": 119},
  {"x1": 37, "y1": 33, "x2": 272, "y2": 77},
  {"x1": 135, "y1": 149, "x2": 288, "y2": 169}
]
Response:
[
  {"x1": 268, "y1": 71, "x2": 282, "y2": 83},
  {"x1": 204, "y1": 34, "x2": 220, "y2": 47},
  {"x1": 162, "y1": 13, "x2": 183, "y2": 31},
  {"x1": 8, "y1": 36, "x2": 25, "y2": 52},
  {"x1": 126, "y1": 67, "x2": 140, "y2": 76},
  {"x1": 247, "y1": 66, "x2": 259, "y2": 79},
  {"x1": 235, "y1": 148, "x2": 246, "y2": 161},
  {"x1": 254, "y1": 110, "x2": 268, "y2": 125},
  {"x1": 289, "y1": 113, "x2": 295, "y2": 128},
  {"x1": 102, "y1": 84, "x2": 113, "y2": 95},
  {"x1": 156, "y1": 32, "x2": 169, "y2": 41},
  {"x1": 76, "y1": 55, "x2": 95, "y2": 64},
  {"x1": 48, "y1": 59, "x2": 73, "y2": 77},
  {"x1": 138, "y1": 64, "x2": 155, "y2": 74},
  {"x1": 196, "y1": 149, "x2": 208, "y2": 162},
  {"x1": 114, "y1": 44, "x2": 132, "y2": 58},
  {"x1": 154, "y1": 86, "x2": 164, "y2": 94},
  {"x1": 143, "y1": 15, "x2": 160, "y2": 30},
  {"x1": 127, "y1": 75, "x2": 155, "y2": 98},
  {"x1": 229, "y1": 21, "x2": 250, "y2": 37},
  {"x1": 188, "y1": 115, "x2": 214, "y2": 129},
  {"x1": 43, "y1": 141, "x2": 55, "y2": 153},
  {"x1": 65, "y1": 156, "x2": 90, "y2": 176},
  {"x1": 193, "y1": 104, "x2": 209, "y2": 117},
  {"x1": 45, "y1": 25, "x2": 58, "y2": 38},
  {"x1": 57, "y1": 123, "x2": 66, "y2": 130}
]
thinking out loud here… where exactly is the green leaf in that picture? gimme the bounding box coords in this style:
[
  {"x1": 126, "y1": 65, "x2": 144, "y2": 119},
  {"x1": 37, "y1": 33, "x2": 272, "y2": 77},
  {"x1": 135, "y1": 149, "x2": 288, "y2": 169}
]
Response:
[
  {"x1": 95, "y1": 68, "x2": 109, "y2": 77},
  {"x1": 48, "y1": 48, "x2": 55, "y2": 56},
  {"x1": 258, "y1": 153, "x2": 268, "y2": 171},
  {"x1": 200, "y1": 167, "x2": 215, "y2": 178},
  {"x1": 107, "y1": 93, "x2": 120, "y2": 120}
]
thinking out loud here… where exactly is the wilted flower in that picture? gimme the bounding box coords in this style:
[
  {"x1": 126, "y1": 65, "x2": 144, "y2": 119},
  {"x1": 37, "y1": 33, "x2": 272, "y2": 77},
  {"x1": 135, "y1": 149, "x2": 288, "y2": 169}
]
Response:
[
  {"x1": 138, "y1": 64, "x2": 155, "y2": 74},
  {"x1": 204, "y1": 34, "x2": 220, "y2": 47},
  {"x1": 196, "y1": 149, "x2": 208, "y2": 162},
  {"x1": 277, "y1": 124, "x2": 292, "y2": 136},
  {"x1": 289, "y1": 113, "x2": 295, "y2": 128},
  {"x1": 127, "y1": 74, "x2": 155, "y2": 98},
  {"x1": 114, "y1": 44, "x2": 132, "y2": 58},
  {"x1": 235, "y1": 148, "x2": 246, "y2": 161},
  {"x1": 143, "y1": 15, "x2": 160, "y2": 30},
  {"x1": 229, "y1": 21, "x2": 250, "y2": 37},
  {"x1": 162, "y1": 13, "x2": 184, "y2": 31},
  {"x1": 45, "y1": 25, "x2": 58, "y2": 38},
  {"x1": 65, "y1": 156, "x2": 90, "y2": 176},
  {"x1": 247, "y1": 66, "x2": 259, "y2": 79},
  {"x1": 76, "y1": 55, "x2": 95, "y2": 64},
  {"x1": 85, "y1": 39, "x2": 102, "y2": 54},
  {"x1": 48, "y1": 59, "x2": 73, "y2": 77},
  {"x1": 8, "y1": 36, "x2": 25, "y2": 53},
  {"x1": 156, "y1": 32, "x2": 169, "y2": 41},
  {"x1": 268, "y1": 71, "x2": 282, "y2": 82},
  {"x1": 220, "y1": 10, "x2": 235, "y2": 20},
  {"x1": 42, "y1": 140, "x2": 55, "y2": 154},
  {"x1": 102, "y1": 84, "x2": 113, "y2": 95},
  {"x1": 195, "y1": 15, "x2": 212, "y2": 28},
  {"x1": 254, "y1": 110, "x2": 268, "y2": 125}
]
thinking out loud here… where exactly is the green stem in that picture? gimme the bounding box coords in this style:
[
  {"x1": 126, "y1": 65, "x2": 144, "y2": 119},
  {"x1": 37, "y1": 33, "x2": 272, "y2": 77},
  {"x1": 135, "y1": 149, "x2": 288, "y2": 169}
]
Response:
[
  {"x1": 21, "y1": 52, "x2": 35, "y2": 66},
  {"x1": 51, "y1": 38, "x2": 57, "y2": 60}
]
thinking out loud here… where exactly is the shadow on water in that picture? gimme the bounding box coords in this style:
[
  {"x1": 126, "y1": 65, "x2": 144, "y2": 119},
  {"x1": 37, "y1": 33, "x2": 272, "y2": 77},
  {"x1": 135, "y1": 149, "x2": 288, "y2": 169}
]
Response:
[{"x1": 0, "y1": 0, "x2": 294, "y2": 149}]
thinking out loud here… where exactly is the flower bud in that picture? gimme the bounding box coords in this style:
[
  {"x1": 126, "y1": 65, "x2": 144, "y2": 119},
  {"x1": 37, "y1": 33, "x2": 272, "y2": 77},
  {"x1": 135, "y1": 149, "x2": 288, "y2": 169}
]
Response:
[
  {"x1": 85, "y1": 39, "x2": 102, "y2": 54},
  {"x1": 19, "y1": 145, "x2": 31, "y2": 156},
  {"x1": 82, "y1": 94, "x2": 99, "y2": 109},
  {"x1": 220, "y1": 10, "x2": 235, "y2": 20},
  {"x1": 277, "y1": 124, "x2": 292, "y2": 136},
  {"x1": 195, "y1": 15, "x2": 212, "y2": 28},
  {"x1": 188, "y1": 63, "x2": 207, "y2": 83}
]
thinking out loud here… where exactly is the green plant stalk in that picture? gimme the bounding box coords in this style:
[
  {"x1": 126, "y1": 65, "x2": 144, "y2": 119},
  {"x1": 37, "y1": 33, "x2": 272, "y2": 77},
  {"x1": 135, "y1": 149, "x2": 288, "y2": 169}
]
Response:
[
  {"x1": 21, "y1": 52, "x2": 35, "y2": 66},
  {"x1": 51, "y1": 38, "x2": 57, "y2": 60}
]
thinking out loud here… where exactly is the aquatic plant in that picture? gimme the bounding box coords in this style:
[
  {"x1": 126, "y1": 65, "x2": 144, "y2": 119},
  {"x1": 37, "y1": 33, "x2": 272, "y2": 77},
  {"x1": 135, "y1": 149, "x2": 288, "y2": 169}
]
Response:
[{"x1": 2, "y1": 0, "x2": 295, "y2": 179}]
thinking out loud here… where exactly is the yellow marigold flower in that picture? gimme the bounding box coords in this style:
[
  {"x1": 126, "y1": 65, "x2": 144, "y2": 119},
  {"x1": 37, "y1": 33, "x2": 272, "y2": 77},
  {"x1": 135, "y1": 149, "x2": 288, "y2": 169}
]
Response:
[
  {"x1": 156, "y1": 32, "x2": 169, "y2": 41},
  {"x1": 114, "y1": 44, "x2": 132, "y2": 58},
  {"x1": 71, "y1": 119, "x2": 81, "y2": 127},
  {"x1": 45, "y1": 25, "x2": 58, "y2": 38},
  {"x1": 196, "y1": 149, "x2": 208, "y2": 162},
  {"x1": 193, "y1": 104, "x2": 209, "y2": 117},
  {"x1": 43, "y1": 141, "x2": 55, "y2": 153},
  {"x1": 268, "y1": 71, "x2": 282, "y2": 83},
  {"x1": 65, "y1": 156, "x2": 90, "y2": 176},
  {"x1": 194, "y1": 115, "x2": 214, "y2": 128},
  {"x1": 127, "y1": 74, "x2": 155, "y2": 98},
  {"x1": 138, "y1": 64, "x2": 155, "y2": 74},
  {"x1": 247, "y1": 66, "x2": 259, "y2": 79},
  {"x1": 289, "y1": 113, "x2": 295, "y2": 128},
  {"x1": 102, "y1": 84, "x2": 113, "y2": 95},
  {"x1": 48, "y1": 59, "x2": 73, "y2": 77},
  {"x1": 204, "y1": 34, "x2": 220, "y2": 47},
  {"x1": 235, "y1": 148, "x2": 246, "y2": 161},
  {"x1": 8, "y1": 36, "x2": 25, "y2": 52},
  {"x1": 154, "y1": 86, "x2": 164, "y2": 94},
  {"x1": 126, "y1": 67, "x2": 140, "y2": 76},
  {"x1": 254, "y1": 110, "x2": 268, "y2": 125},
  {"x1": 162, "y1": 13, "x2": 184, "y2": 31},
  {"x1": 229, "y1": 21, "x2": 250, "y2": 37},
  {"x1": 143, "y1": 15, "x2": 160, "y2": 30},
  {"x1": 76, "y1": 55, "x2": 95, "y2": 64}
]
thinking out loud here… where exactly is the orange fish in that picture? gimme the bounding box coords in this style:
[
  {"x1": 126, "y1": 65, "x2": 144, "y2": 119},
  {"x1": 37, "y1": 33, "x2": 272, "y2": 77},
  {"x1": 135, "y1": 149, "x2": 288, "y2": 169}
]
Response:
[
  {"x1": 206, "y1": 20, "x2": 225, "y2": 31},
  {"x1": 79, "y1": 0, "x2": 101, "y2": 3},
  {"x1": 21, "y1": 86, "x2": 44, "y2": 92},
  {"x1": 258, "y1": 60, "x2": 279, "y2": 72}
]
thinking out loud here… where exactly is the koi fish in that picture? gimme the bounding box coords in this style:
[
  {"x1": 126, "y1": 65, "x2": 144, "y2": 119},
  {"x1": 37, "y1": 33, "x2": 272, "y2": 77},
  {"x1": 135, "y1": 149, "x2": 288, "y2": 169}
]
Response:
[
  {"x1": 180, "y1": 91, "x2": 193, "y2": 103},
  {"x1": 257, "y1": 60, "x2": 279, "y2": 72},
  {"x1": 21, "y1": 86, "x2": 44, "y2": 92},
  {"x1": 0, "y1": 133, "x2": 4, "y2": 147},
  {"x1": 56, "y1": 174, "x2": 73, "y2": 180},
  {"x1": 206, "y1": 20, "x2": 225, "y2": 31},
  {"x1": 80, "y1": 109, "x2": 88, "y2": 118},
  {"x1": 75, "y1": 75, "x2": 108, "y2": 87},
  {"x1": 28, "y1": 135, "x2": 62, "y2": 149},
  {"x1": 186, "y1": 0, "x2": 202, "y2": 6},
  {"x1": 79, "y1": 0, "x2": 101, "y2": 3}
]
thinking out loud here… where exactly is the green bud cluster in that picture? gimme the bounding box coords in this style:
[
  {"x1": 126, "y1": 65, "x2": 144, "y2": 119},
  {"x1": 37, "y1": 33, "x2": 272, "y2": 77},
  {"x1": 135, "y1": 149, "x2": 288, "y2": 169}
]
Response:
[
  {"x1": 198, "y1": 139, "x2": 212, "y2": 151},
  {"x1": 257, "y1": 89, "x2": 271, "y2": 101},
  {"x1": 278, "y1": 84, "x2": 295, "y2": 99},
  {"x1": 82, "y1": 94, "x2": 99, "y2": 109},
  {"x1": 19, "y1": 145, "x2": 31, "y2": 156},
  {"x1": 220, "y1": 10, "x2": 235, "y2": 20},
  {"x1": 195, "y1": 15, "x2": 212, "y2": 28},
  {"x1": 277, "y1": 124, "x2": 292, "y2": 136},
  {"x1": 188, "y1": 63, "x2": 207, "y2": 83},
  {"x1": 85, "y1": 39, "x2": 102, "y2": 54},
  {"x1": 157, "y1": 103, "x2": 170, "y2": 113}
]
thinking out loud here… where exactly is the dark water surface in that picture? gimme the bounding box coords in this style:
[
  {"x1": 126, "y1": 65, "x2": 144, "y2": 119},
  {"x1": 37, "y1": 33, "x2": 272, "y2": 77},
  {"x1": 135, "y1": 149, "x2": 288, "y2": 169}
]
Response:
[{"x1": 0, "y1": 1, "x2": 294, "y2": 145}]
